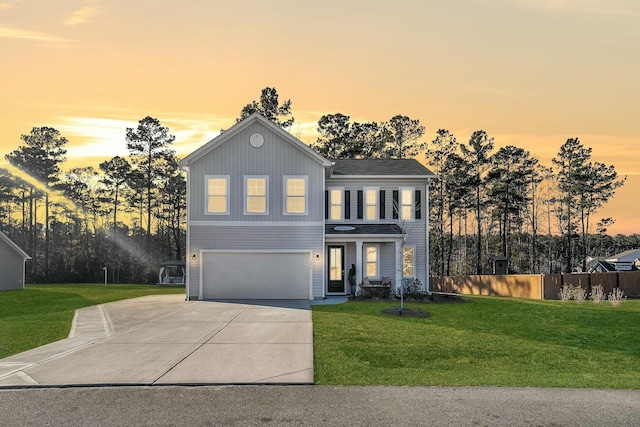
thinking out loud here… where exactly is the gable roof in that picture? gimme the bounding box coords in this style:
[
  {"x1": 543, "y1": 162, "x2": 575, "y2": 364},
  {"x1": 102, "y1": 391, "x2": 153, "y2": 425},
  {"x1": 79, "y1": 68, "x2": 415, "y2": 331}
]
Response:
[
  {"x1": 330, "y1": 159, "x2": 436, "y2": 178},
  {"x1": 0, "y1": 231, "x2": 31, "y2": 260},
  {"x1": 588, "y1": 260, "x2": 617, "y2": 273},
  {"x1": 180, "y1": 113, "x2": 332, "y2": 167},
  {"x1": 606, "y1": 248, "x2": 640, "y2": 263}
]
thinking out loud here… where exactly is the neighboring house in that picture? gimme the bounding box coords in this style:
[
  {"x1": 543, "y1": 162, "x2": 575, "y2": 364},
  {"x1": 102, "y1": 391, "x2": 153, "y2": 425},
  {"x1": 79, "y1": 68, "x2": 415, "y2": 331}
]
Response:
[
  {"x1": 180, "y1": 113, "x2": 436, "y2": 300},
  {"x1": 0, "y1": 231, "x2": 31, "y2": 291},
  {"x1": 588, "y1": 260, "x2": 617, "y2": 273},
  {"x1": 605, "y1": 249, "x2": 640, "y2": 271}
]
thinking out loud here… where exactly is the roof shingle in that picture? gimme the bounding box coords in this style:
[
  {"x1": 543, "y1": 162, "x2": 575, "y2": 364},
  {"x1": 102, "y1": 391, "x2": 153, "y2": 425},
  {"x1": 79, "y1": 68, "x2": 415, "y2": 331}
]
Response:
[{"x1": 331, "y1": 159, "x2": 435, "y2": 177}]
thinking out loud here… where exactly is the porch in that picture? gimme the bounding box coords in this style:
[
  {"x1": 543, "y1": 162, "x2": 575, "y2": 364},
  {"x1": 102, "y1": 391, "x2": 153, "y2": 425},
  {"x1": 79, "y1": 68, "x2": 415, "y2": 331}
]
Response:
[{"x1": 325, "y1": 224, "x2": 404, "y2": 296}]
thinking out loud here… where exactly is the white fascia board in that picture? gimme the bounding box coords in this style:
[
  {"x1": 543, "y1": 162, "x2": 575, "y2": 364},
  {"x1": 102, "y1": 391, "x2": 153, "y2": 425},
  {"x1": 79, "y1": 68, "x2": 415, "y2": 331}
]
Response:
[
  {"x1": 328, "y1": 175, "x2": 436, "y2": 180},
  {"x1": 190, "y1": 220, "x2": 325, "y2": 227},
  {"x1": 325, "y1": 234, "x2": 403, "y2": 242}
]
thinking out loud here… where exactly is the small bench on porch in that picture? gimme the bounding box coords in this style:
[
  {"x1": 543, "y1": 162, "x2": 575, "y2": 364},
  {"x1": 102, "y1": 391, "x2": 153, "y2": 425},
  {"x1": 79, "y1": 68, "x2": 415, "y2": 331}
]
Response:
[{"x1": 359, "y1": 276, "x2": 393, "y2": 298}]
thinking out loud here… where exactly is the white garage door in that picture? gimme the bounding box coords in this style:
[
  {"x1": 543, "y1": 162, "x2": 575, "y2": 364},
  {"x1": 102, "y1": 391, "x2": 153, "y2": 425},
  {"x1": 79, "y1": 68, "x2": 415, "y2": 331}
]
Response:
[{"x1": 201, "y1": 251, "x2": 311, "y2": 300}]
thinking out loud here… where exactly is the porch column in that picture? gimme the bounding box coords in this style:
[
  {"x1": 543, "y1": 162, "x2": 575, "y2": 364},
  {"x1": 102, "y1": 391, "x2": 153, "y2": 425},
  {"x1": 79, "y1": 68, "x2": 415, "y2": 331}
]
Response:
[
  {"x1": 395, "y1": 241, "x2": 402, "y2": 293},
  {"x1": 356, "y1": 241, "x2": 363, "y2": 287}
]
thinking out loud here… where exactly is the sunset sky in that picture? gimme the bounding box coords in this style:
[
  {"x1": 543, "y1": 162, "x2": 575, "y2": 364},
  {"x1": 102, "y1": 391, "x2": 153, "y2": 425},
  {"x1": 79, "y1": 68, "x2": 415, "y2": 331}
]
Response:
[{"x1": 1, "y1": 0, "x2": 638, "y2": 234}]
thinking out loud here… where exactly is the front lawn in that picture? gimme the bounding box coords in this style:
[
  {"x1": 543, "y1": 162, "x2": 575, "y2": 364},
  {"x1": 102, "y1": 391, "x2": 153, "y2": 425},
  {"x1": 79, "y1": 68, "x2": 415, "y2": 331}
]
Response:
[
  {"x1": 312, "y1": 297, "x2": 640, "y2": 388},
  {"x1": 0, "y1": 284, "x2": 184, "y2": 358}
]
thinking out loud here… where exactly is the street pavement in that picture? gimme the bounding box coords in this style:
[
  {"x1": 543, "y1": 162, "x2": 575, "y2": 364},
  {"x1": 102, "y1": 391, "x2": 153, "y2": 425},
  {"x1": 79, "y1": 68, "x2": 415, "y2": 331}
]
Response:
[{"x1": 1, "y1": 385, "x2": 639, "y2": 426}]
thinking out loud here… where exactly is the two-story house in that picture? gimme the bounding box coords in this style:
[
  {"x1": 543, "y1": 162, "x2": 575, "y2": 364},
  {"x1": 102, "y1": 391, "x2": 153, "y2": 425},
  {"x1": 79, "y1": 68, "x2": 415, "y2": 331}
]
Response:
[{"x1": 180, "y1": 113, "x2": 435, "y2": 300}]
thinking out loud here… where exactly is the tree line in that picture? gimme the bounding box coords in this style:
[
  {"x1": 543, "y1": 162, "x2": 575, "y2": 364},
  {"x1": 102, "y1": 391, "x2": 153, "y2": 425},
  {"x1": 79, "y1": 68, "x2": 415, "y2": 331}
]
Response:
[
  {"x1": 1, "y1": 118, "x2": 185, "y2": 283},
  {"x1": 0, "y1": 87, "x2": 633, "y2": 283}
]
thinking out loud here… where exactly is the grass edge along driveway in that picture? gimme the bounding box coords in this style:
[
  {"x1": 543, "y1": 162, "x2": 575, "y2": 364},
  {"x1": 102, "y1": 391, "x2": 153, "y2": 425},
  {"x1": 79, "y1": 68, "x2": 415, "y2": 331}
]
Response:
[
  {"x1": 0, "y1": 284, "x2": 184, "y2": 358},
  {"x1": 312, "y1": 296, "x2": 640, "y2": 389}
]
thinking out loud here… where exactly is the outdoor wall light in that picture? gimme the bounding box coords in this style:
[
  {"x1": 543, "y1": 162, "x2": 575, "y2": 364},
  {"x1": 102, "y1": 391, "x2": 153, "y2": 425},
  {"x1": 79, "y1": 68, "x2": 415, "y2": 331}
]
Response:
[{"x1": 192, "y1": 253, "x2": 197, "y2": 260}]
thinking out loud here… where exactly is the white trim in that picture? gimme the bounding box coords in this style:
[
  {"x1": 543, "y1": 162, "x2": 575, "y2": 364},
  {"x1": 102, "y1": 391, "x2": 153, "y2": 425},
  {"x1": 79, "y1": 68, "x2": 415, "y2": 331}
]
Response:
[
  {"x1": 321, "y1": 172, "x2": 327, "y2": 299},
  {"x1": 186, "y1": 168, "x2": 192, "y2": 300},
  {"x1": 328, "y1": 187, "x2": 344, "y2": 222},
  {"x1": 328, "y1": 175, "x2": 437, "y2": 179},
  {"x1": 355, "y1": 241, "x2": 363, "y2": 289},
  {"x1": 244, "y1": 175, "x2": 269, "y2": 215},
  {"x1": 204, "y1": 175, "x2": 230, "y2": 215},
  {"x1": 325, "y1": 234, "x2": 402, "y2": 242},
  {"x1": 395, "y1": 241, "x2": 402, "y2": 293},
  {"x1": 424, "y1": 181, "x2": 431, "y2": 293},
  {"x1": 363, "y1": 187, "x2": 379, "y2": 221},
  {"x1": 191, "y1": 220, "x2": 324, "y2": 227},
  {"x1": 198, "y1": 249, "x2": 313, "y2": 301},
  {"x1": 283, "y1": 175, "x2": 308, "y2": 215}
]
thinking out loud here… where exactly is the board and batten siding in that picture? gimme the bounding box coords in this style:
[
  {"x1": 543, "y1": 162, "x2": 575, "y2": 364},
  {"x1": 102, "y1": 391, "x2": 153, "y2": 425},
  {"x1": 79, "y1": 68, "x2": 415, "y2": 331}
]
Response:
[
  {"x1": 187, "y1": 224, "x2": 324, "y2": 299},
  {"x1": 189, "y1": 121, "x2": 325, "y2": 222}
]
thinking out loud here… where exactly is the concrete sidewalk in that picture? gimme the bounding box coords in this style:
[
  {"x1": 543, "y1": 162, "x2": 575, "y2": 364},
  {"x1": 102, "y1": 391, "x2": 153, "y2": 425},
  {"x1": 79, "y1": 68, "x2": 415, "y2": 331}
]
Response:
[{"x1": 0, "y1": 295, "x2": 313, "y2": 387}]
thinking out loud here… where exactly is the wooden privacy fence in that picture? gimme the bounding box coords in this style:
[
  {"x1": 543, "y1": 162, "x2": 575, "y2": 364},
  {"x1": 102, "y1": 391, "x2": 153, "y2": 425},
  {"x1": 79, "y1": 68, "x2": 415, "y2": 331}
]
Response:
[
  {"x1": 431, "y1": 271, "x2": 640, "y2": 300},
  {"x1": 543, "y1": 271, "x2": 640, "y2": 300},
  {"x1": 432, "y1": 275, "x2": 543, "y2": 299}
]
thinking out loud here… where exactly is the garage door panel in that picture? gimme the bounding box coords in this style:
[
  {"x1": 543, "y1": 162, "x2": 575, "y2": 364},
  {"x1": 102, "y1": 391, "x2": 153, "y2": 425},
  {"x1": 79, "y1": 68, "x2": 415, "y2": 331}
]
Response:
[{"x1": 202, "y1": 252, "x2": 310, "y2": 300}]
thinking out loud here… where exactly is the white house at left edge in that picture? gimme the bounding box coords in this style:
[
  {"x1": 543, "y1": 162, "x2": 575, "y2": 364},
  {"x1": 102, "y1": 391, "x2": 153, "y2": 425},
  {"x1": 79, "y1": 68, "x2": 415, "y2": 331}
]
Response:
[
  {"x1": 180, "y1": 113, "x2": 436, "y2": 301},
  {"x1": 0, "y1": 231, "x2": 31, "y2": 291}
]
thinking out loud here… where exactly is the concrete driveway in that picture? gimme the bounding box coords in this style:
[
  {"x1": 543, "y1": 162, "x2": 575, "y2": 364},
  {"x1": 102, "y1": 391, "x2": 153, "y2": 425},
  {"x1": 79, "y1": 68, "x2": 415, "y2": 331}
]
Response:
[{"x1": 0, "y1": 295, "x2": 313, "y2": 387}]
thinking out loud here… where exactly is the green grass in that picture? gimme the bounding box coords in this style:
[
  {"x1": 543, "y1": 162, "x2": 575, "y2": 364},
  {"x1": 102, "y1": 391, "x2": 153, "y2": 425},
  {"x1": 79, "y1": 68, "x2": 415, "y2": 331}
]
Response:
[
  {"x1": 0, "y1": 284, "x2": 184, "y2": 358},
  {"x1": 312, "y1": 297, "x2": 640, "y2": 388}
]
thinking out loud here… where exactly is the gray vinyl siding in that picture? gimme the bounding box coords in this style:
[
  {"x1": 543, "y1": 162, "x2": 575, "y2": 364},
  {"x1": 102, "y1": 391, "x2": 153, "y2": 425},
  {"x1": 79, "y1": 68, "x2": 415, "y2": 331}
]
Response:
[
  {"x1": 379, "y1": 243, "x2": 396, "y2": 281},
  {"x1": 189, "y1": 121, "x2": 325, "y2": 222},
  {"x1": 188, "y1": 225, "x2": 324, "y2": 299},
  {"x1": 327, "y1": 178, "x2": 427, "y2": 223},
  {"x1": 0, "y1": 243, "x2": 25, "y2": 291},
  {"x1": 326, "y1": 177, "x2": 429, "y2": 289}
]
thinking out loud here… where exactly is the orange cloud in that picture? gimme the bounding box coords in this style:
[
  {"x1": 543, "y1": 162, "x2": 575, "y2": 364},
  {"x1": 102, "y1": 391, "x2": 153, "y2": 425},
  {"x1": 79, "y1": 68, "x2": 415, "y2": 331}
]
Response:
[
  {"x1": 65, "y1": 0, "x2": 103, "y2": 26},
  {"x1": 0, "y1": 26, "x2": 70, "y2": 43}
]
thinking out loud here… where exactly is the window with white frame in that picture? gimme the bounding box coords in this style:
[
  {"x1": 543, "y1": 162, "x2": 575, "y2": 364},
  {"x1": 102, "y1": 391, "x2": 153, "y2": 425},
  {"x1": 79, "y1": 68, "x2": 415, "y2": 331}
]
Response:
[
  {"x1": 330, "y1": 188, "x2": 343, "y2": 220},
  {"x1": 284, "y1": 176, "x2": 307, "y2": 214},
  {"x1": 400, "y1": 187, "x2": 414, "y2": 220},
  {"x1": 364, "y1": 187, "x2": 378, "y2": 221},
  {"x1": 206, "y1": 175, "x2": 229, "y2": 214},
  {"x1": 245, "y1": 176, "x2": 268, "y2": 214},
  {"x1": 403, "y1": 246, "x2": 415, "y2": 277},
  {"x1": 365, "y1": 245, "x2": 379, "y2": 278}
]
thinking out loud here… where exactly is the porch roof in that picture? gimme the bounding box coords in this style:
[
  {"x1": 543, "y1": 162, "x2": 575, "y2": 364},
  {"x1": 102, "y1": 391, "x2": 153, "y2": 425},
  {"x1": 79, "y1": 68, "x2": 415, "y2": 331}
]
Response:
[{"x1": 325, "y1": 223, "x2": 403, "y2": 236}]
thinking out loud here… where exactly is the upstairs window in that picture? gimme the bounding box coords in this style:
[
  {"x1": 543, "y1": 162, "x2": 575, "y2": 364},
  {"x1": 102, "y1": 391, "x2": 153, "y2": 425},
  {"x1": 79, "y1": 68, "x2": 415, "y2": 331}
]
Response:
[
  {"x1": 400, "y1": 187, "x2": 414, "y2": 220},
  {"x1": 329, "y1": 188, "x2": 343, "y2": 221},
  {"x1": 364, "y1": 188, "x2": 378, "y2": 221},
  {"x1": 285, "y1": 176, "x2": 307, "y2": 215},
  {"x1": 245, "y1": 176, "x2": 268, "y2": 214},
  {"x1": 206, "y1": 176, "x2": 229, "y2": 214}
]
